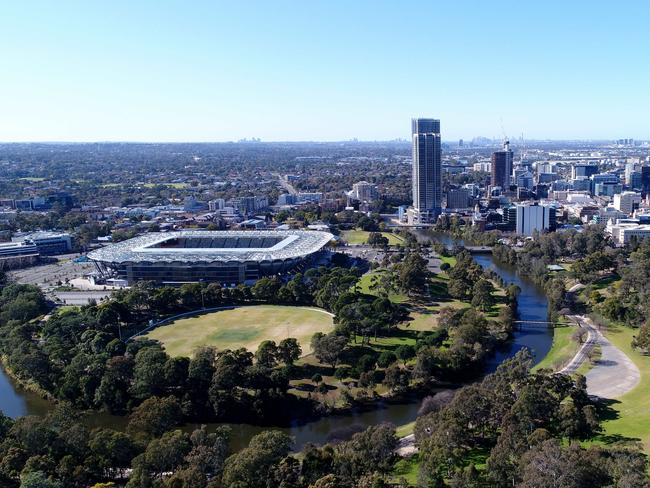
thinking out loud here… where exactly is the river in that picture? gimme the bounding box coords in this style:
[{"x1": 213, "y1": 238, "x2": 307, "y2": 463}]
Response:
[{"x1": 0, "y1": 235, "x2": 552, "y2": 451}]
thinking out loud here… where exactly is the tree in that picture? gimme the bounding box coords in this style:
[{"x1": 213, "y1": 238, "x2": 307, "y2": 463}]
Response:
[
  {"x1": 89, "y1": 429, "x2": 139, "y2": 478},
  {"x1": 277, "y1": 338, "x2": 302, "y2": 365},
  {"x1": 471, "y1": 279, "x2": 494, "y2": 312},
  {"x1": 255, "y1": 340, "x2": 278, "y2": 368},
  {"x1": 139, "y1": 430, "x2": 192, "y2": 478},
  {"x1": 251, "y1": 277, "x2": 281, "y2": 302},
  {"x1": 19, "y1": 471, "x2": 63, "y2": 488},
  {"x1": 311, "y1": 333, "x2": 347, "y2": 369},
  {"x1": 377, "y1": 351, "x2": 397, "y2": 368},
  {"x1": 395, "y1": 252, "x2": 430, "y2": 295},
  {"x1": 383, "y1": 365, "x2": 410, "y2": 393},
  {"x1": 367, "y1": 232, "x2": 389, "y2": 248},
  {"x1": 632, "y1": 322, "x2": 650, "y2": 353},
  {"x1": 130, "y1": 347, "x2": 169, "y2": 400},
  {"x1": 127, "y1": 396, "x2": 183, "y2": 439},
  {"x1": 572, "y1": 328, "x2": 588, "y2": 345},
  {"x1": 221, "y1": 431, "x2": 293, "y2": 488},
  {"x1": 395, "y1": 345, "x2": 415, "y2": 363},
  {"x1": 334, "y1": 424, "x2": 398, "y2": 481}
]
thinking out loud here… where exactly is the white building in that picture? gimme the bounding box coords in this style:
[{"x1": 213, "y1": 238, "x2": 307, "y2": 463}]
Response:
[
  {"x1": 473, "y1": 162, "x2": 491, "y2": 172},
  {"x1": 208, "y1": 199, "x2": 226, "y2": 211},
  {"x1": 516, "y1": 204, "x2": 556, "y2": 236},
  {"x1": 296, "y1": 192, "x2": 323, "y2": 204},
  {"x1": 12, "y1": 231, "x2": 72, "y2": 255},
  {"x1": 607, "y1": 220, "x2": 650, "y2": 245},
  {"x1": 350, "y1": 181, "x2": 379, "y2": 202},
  {"x1": 613, "y1": 191, "x2": 641, "y2": 215}
]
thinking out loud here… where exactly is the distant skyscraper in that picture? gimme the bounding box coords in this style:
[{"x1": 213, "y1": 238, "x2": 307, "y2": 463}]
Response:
[
  {"x1": 491, "y1": 140, "x2": 513, "y2": 190},
  {"x1": 409, "y1": 118, "x2": 442, "y2": 223}
]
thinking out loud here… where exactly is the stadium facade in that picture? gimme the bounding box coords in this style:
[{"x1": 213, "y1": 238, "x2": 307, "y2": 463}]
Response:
[{"x1": 87, "y1": 230, "x2": 334, "y2": 285}]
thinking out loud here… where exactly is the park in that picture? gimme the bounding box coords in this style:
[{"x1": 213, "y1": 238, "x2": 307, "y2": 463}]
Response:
[{"x1": 145, "y1": 305, "x2": 334, "y2": 358}]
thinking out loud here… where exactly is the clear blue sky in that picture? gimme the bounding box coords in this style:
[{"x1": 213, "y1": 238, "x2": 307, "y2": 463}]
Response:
[{"x1": 1, "y1": 1, "x2": 648, "y2": 142}]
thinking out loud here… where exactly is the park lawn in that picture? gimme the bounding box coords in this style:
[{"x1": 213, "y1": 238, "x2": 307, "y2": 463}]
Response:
[
  {"x1": 140, "y1": 182, "x2": 190, "y2": 189},
  {"x1": 357, "y1": 269, "x2": 409, "y2": 303},
  {"x1": 403, "y1": 301, "x2": 470, "y2": 332},
  {"x1": 392, "y1": 455, "x2": 419, "y2": 485},
  {"x1": 353, "y1": 333, "x2": 418, "y2": 351},
  {"x1": 596, "y1": 324, "x2": 650, "y2": 451},
  {"x1": 396, "y1": 421, "x2": 415, "y2": 438},
  {"x1": 439, "y1": 255, "x2": 457, "y2": 268},
  {"x1": 532, "y1": 326, "x2": 577, "y2": 372},
  {"x1": 145, "y1": 305, "x2": 334, "y2": 358},
  {"x1": 340, "y1": 230, "x2": 404, "y2": 246}
]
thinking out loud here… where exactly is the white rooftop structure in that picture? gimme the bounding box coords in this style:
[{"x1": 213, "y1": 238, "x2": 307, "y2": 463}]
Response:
[{"x1": 87, "y1": 230, "x2": 334, "y2": 265}]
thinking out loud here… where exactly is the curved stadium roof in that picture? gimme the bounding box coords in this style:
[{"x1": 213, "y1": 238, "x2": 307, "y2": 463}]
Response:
[{"x1": 87, "y1": 230, "x2": 334, "y2": 264}]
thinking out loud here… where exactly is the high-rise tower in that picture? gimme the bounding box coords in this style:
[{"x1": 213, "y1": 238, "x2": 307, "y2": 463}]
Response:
[
  {"x1": 491, "y1": 140, "x2": 513, "y2": 190},
  {"x1": 409, "y1": 118, "x2": 442, "y2": 223}
]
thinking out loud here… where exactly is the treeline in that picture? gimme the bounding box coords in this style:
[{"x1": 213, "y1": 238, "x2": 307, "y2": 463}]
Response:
[
  {"x1": 0, "y1": 402, "x2": 400, "y2": 488},
  {"x1": 415, "y1": 350, "x2": 649, "y2": 487},
  {"x1": 492, "y1": 227, "x2": 613, "y2": 319},
  {"x1": 492, "y1": 226, "x2": 610, "y2": 280},
  {"x1": 595, "y1": 238, "x2": 650, "y2": 327},
  {"x1": 0, "y1": 266, "x2": 411, "y2": 424},
  {"x1": 2, "y1": 350, "x2": 646, "y2": 487}
]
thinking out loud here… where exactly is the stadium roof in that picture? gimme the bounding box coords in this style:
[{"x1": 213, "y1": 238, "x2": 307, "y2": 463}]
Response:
[{"x1": 87, "y1": 230, "x2": 334, "y2": 264}]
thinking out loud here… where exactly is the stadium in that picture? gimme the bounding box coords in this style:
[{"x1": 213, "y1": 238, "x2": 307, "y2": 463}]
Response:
[{"x1": 87, "y1": 230, "x2": 334, "y2": 285}]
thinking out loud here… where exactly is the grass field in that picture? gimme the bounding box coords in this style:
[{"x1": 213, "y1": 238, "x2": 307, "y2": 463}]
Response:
[
  {"x1": 18, "y1": 177, "x2": 46, "y2": 182},
  {"x1": 142, "y1": 182, "x2": 190, "y2": 189},
  {"x1": 145, "y1": 305, "x2": 334, "y2": 357},
  {"x1": 357, "y1": 269, "x2": 409, "y2": 303},
  {"x1": 340, "y1": 230, "x2": 404, "y2": 246},
  {"x1": 532, "y1": 326, "x2": 577, "y2": 372},
  {"x1": 596, "y1": 324, "x2": 650, "y2": 451}
]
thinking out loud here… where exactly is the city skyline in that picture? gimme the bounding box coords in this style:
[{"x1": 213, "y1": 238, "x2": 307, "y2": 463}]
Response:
[{"x1": 1, "y1": 1, "x2": 649, "y2": 142}]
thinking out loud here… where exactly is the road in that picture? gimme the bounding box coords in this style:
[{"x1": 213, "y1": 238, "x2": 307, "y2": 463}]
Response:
[
  {"x1": 400, "y1": 315, "x2": 643, "y2": 457},
  {"x1": 396, "y1": 434, "x2": 416, "y2": 456},
  {"x1": 52, "y1": 291, "x2": 112, "y2": 305},
  {"x1": 276, "y1": 174, "x2": 298, "y2": 195},
  {"x1": 560, "y1": 315, "x2": 640, "y2": 399}
]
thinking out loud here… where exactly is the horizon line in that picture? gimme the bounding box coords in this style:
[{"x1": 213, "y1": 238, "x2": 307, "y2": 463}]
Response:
[{"x1": 0, "y1": 138, "x2": 644, "y2": 145}]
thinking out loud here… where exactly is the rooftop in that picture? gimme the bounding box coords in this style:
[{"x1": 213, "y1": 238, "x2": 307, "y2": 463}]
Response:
[{"x1": 87, "y1": 230, "x2": 334, "y2": 264}]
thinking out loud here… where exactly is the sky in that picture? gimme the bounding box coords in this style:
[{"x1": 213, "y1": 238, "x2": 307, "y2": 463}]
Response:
[{"x1": 0, "y1": 1, "x2": 649, "y2": 142}]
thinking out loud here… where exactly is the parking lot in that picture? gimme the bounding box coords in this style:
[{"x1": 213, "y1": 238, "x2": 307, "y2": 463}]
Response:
[{"x1": 9, "y1": 254, "x2": 95, "y2": 292}]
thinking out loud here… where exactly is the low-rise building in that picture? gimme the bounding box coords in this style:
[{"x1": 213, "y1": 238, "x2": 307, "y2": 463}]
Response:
[
  {"x1": 12, "y1": 231, "x2": 73, "y2": 255},
  {"x1": 607, "y1": 219, "x2": 650, "y2": 245},
  {"x1": 0, "y1": 241, "x2": 39, "y2": 269}
]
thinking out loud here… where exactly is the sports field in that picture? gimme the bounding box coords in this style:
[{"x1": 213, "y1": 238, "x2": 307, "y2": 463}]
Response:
[
  {"x1": 145, "y1": 305, "x2": 334, "y2": 357},
  {"x1": 340, "y1": 230, "x2": 404, "y2": 246}
]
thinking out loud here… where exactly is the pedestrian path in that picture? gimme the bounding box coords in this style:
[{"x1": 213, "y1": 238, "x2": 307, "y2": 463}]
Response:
[{"x1": 561, "y1": 315, "x2": 640, "y2": 399}]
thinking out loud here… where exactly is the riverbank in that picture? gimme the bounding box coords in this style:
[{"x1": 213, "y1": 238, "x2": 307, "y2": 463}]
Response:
[
  {"x1": 0, "y1": 238, "x2": 554, "y2": 454},
  {"x1": 0, "y1": 355, "x2": 54, "y2": 401},
  {"x1": 532, "y1": 326, "x2": 577, "y2": 371}
]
